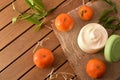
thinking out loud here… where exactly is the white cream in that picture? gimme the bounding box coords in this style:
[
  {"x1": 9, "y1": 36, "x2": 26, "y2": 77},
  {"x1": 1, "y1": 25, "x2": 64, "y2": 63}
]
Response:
[{"x1": 77, "y1": 23, "x2": 108, "y2": 54}]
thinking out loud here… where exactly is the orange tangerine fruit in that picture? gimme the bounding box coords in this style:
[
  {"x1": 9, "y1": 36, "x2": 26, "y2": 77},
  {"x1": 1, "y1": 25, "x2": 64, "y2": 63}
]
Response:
[
  {"x1": 33, "y1": 48, "x2": 54, "y2": 69},
  {"x1": 55, "y1": 13, "x2": 74, "y2": 32},
  {"x1": 86, "y1": 58, "x2": 106, "y2": 79},
  {"x1": 78, "y1": 5, "x2": 94, "y2": 21}
]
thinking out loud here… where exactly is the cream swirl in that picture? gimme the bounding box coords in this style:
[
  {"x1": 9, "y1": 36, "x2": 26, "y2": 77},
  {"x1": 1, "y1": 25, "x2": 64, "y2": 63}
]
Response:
[{"x1": 77, "y1": 23, "x2": 108, "y2": 54}]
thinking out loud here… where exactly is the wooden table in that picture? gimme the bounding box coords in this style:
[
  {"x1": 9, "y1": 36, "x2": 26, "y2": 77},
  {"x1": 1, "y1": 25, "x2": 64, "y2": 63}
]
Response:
[{"x1": 0, "y1": 0, "x2": 86, "y2": 80}]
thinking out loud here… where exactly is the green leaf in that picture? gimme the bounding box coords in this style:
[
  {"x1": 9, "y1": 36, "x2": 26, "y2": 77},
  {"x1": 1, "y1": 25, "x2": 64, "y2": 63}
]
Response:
[
  {"x1": 27, "y1": 17, "x2": 40, "y2": 25},
  {"x1": 104, "y1": 16, "x2": 117, "y2": 25},
  {"x1": 20, "y1": 14, "x2": 33, "y2": 20},
  {"x1": 29, "y1": 0, "x2": 34, "y2": 5},
  {"x1": 25, "y1": 0, "x2": 45, "y2": 14},
  {"x1": 25, "y1": 0, "x2": 34, "y2": 8},
  {"x1": 103, "y1": 0, "x2": 112, "y2": 4},
  {"x1": 21, "y1": 14, "x2": 40, "y2": 24},
  {"x1": 40, "y1": 11, "x2": 47, "y2": 18},
  {"x1": 34, "y1": 0, "x2": 44, "y2": 9},
  {"x1": 34, "y1": 18, "x2": 46, "y2": 31},
  {"x1": 99, "y1": 9, "x2": 113, "y2": 22},
  {"x1": 103, "y1": 0, "x2": 118, "y2": 13},
  {"x1": 112, "y1": 5, "x2": 118, "y2": 13},
  {"x1": 34, "y1": 5, "x2": 45, "y2": 14},
  {"x1": 12, "y1": 17, "x2": 18, "y2": 24},
  {"x1": 34, "y1": 21, "x2": 44, "y2": 32}
]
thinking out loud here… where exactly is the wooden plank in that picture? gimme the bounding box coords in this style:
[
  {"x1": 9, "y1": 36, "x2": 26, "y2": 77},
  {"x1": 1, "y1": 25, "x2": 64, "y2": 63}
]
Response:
[
  {"x1": 53, "y1": 0, "x2": 82, "y2": 13},
  {"x1": 12, "y1": 47, "x2": 66, "y2": 80},
  {"x1": 0, "y1": 1, "x2": 82, "y2": 79},
  {"x1": 0, "y1": 0, "x2": 14, "y2": 11},
  {"x1": 0, "y1": 0, "x2": 65, "y2": 30},
  {"x1": 0, "y1": 0, "x2": 75, "y2": 12},
  {"x1": 0, "y1": 0, "x2": 65, "y2": 74},
  {"x1": 0, "y1": 33, "x2": 63, "y2": 80},
  {"x1": 0, "y1": 20, "x2": 32, "y2": 50},
  {"x1": 0, "y1": 0, "x2": 29, "y2": 30},
  {"x1": 0, "y1": 0, "x2": 65, "y2": 50},
  {"x1": 0, "y1": 0, "x2": 65, "y2": 70},
  {"x1": 0, "y1": 25, "x2": 51, "y2": 72}
]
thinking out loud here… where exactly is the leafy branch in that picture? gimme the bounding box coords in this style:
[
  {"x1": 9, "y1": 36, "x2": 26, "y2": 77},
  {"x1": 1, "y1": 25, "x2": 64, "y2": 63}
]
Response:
[
  {"x1": 103, "y1": 0, "x2": 118, "y2": 13},
  {"x1": 12, "y1": 0, "x2": 57, "y2": 31},
  {"x1": 98, "y1": 0, "x2": 120, "y2": 33}
]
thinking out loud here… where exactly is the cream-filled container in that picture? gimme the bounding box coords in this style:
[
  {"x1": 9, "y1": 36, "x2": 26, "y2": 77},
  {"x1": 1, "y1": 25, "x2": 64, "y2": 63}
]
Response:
[{"x1": 77, "y1": 23, "x2": 108, "y2": 54}]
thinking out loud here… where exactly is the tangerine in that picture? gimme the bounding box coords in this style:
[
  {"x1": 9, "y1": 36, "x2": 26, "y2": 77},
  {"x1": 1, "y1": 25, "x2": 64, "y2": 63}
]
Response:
[
  {"x1": 33, "y1": 48, "x2": 54, "y2": 69},
  {"x1": 78, "y1": 5, "x2": 94, "y2": 21},
  {"x1": 55, "y1": 13, "x2": 74, "y2": 32},
  {"x1": 86, "y1": 58, "x2": 106, "y2": 79}
]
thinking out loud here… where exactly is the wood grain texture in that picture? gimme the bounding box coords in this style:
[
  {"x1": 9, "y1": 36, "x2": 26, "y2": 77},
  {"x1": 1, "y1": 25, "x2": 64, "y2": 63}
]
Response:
[
  {"x1": 0, "y1": 0, "x2": 65, "y2": 30},
  {"x1": 0, "y1": 0, "x2": 84, "y2": 80},
  {"x1": 0, "y1": 0, "x2": 14, "y2": 11},
  {"x1": 0, "y1": 0, "x2": 67, "y2": 72},
  {"x1": 0, "y1": 0, "x2": 28, "y2": 30},
  {"x1": 0, "y1": 43, "x2": 66, "y2": 80},
  {"x1": 0, "y1": 28, "x2": 55, "y2": 72},
  {"x1": 0, "y1": 0, "x2": 65, "y2": 50}
]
